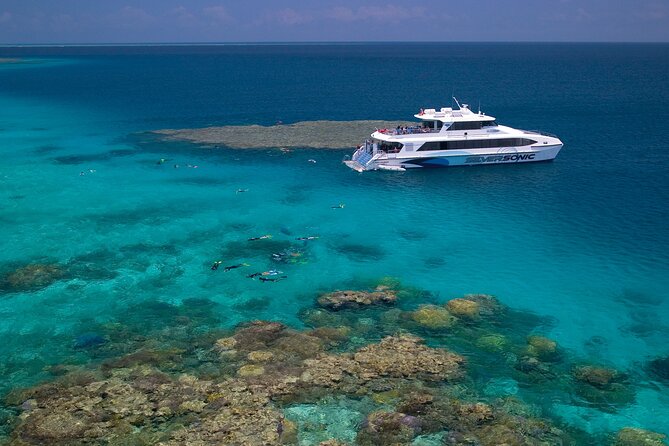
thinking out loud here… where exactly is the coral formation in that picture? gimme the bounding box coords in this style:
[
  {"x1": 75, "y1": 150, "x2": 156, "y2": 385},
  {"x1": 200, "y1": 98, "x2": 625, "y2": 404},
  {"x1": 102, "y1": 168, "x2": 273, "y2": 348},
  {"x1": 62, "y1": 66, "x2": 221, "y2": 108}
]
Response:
[
  {"x1": 1, "y1": 285, "x2": 662, "y2": 446},
  {"x1": 1, "y1": 263, "x2": 65, "y2": 292},
  {"x1": 411, "y1": 305, "x2": 455, "y2": 330},
  {"x1": 573, "y1": 365, "x2": 620, "y2": 389},
  {"x1": 356, "y1": 411, "x2": 420, "y2": 445},
  {"x1": 318, "y1": 287, "x2": 397, "y2": 311},
  {"x1": 446, "y1": 298, "x2": 480, "y2": 320},
  {"x1": 300, "y1": 334, "x2": 465, "y2": 395},
  {"x1": 525, "y1": 335, "x2": 560, "y2": 362},
  {"x1": 153, "y1": 120, "x2": 415, "y2": 149},
  {"x1": 614, "y1": 427, "x2": 667, "y2": 446},
  {"x1": 476, "y1": 334, "x2": 510, "y2": 353},
  {"x1": 646, "y1": 355, "x2": 669, "y2": 381}
]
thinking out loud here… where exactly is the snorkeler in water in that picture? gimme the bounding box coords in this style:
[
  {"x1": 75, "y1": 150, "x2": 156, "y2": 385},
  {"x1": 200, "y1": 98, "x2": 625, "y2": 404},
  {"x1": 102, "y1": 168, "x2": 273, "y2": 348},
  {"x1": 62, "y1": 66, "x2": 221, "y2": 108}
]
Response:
[
  {"x1": 157, "y1": 158, "x2": 169, "y2": 165},
  {"x1": 331, "y1": 203, "x2": 345, "y2": 209},
  {"x1": 296, "y1": 236, "x2": 319, "y2": 241},
  {"x1": 236, "y1": 188, "x2": 249, "y2": 194},
  {"x1": 247, "y1": 269, "x2": 283, "y2": 279},
  {"x1": 223, "y1": 263, "x2": 250, "y2": 272},
  {"x1": 263, "y1": 269, "x2": 282, "y2": 276},
  {"x1": 259, "y1": 276, "x2": 287, "y2": 282},
  {"x1": 210, "y1": 261, "x2": 223, "y2": 270},
  {"x1": 248, "y1": 234, "x2": 272, "y2": 241}
]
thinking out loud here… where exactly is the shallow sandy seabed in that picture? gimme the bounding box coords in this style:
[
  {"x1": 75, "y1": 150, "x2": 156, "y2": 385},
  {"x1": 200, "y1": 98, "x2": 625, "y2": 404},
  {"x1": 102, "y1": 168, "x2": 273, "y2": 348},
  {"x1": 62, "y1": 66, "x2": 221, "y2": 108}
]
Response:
[{"x1": 153, "y1": 120, "x2": 414, "y2": 149}]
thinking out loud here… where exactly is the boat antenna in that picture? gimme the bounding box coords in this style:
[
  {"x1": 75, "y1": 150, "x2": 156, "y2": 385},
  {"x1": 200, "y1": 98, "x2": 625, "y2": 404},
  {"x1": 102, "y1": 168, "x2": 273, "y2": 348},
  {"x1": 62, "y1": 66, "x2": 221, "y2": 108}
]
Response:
[
  {"x1": 478, "y1": 99, "x2": 481, "y2": 114},
  {"x1": 452, "y1": 96, "x2": 461, "y2": 110}
]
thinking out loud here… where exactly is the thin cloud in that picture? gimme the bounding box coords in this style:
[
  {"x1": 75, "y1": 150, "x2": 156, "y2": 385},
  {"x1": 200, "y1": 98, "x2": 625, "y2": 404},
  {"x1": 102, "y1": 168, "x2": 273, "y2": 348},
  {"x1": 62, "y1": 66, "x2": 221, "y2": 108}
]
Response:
[
  {"x1": 326, "y1": 4, "x2": 427, "y2": 23},
  {"x1": 169, "y1": 6, "x2": 197, "y2": 26},
  {"x1": 636, "y1": 2, "x2": 668, "y2": 20},
  {"x1": 257, "y1": 8, "x2": 313, "y2": 26},
  {"x1": 574, "y1": 7, "x2": 592, "y2": 22},
  {"x1": 118, "y1": 6, "x2": 155, "y2": 25},
  {"x1": 203, "y1": 5, "x2": 230, "y2": 22}
]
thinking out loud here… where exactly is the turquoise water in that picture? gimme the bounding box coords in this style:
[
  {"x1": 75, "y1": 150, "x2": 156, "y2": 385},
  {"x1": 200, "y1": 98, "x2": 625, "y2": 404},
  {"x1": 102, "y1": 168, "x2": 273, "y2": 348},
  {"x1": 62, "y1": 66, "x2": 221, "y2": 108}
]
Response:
[{"x1": 1, "y1": 43, "x2": 669, "y2": 439}]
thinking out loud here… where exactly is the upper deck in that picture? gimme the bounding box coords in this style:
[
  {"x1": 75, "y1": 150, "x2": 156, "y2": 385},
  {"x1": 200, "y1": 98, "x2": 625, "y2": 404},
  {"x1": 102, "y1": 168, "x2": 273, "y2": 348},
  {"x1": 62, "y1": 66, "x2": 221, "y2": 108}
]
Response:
[
  {"x1": 373, "y1": 102, "x2": 501, "y2": 141},
  {"x1": 414, "y1": 103, "x2": 496, "y2": 123}
]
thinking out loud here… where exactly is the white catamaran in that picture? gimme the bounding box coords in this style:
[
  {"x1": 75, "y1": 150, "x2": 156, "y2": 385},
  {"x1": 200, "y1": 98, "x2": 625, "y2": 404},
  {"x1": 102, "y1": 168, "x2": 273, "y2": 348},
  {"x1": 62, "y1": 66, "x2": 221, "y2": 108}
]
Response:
[{"x1": 344, "y1": 99, "x2": 563, "y2": 172}]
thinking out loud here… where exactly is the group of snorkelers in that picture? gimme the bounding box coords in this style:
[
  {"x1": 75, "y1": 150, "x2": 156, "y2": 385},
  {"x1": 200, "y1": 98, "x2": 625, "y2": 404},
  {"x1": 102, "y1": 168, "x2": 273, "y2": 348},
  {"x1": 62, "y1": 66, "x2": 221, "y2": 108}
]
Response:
[
  {"x1": 157, "y1": 158, "x2": 198, "y2": 169},
  {"x1": 210, "y1": 261, "x2": 286, "y2": 282},
  {"x1": 210, "y1": 233, "x2": 320, "y2": 282}
]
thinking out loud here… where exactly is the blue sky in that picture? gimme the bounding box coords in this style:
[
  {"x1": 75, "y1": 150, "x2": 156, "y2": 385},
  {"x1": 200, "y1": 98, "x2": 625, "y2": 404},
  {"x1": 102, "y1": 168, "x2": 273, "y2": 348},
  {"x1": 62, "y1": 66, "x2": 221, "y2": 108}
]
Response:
[{"x1": 0, "y1": 0, "x2": 668, "y2": 43}]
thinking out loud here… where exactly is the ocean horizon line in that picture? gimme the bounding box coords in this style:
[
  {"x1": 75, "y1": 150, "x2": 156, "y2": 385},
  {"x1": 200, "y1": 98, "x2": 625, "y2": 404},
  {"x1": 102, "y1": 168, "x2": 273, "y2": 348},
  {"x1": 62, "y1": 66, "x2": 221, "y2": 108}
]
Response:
[{"x1": 2, "y1": 40, "x2": 669, "y2": 48}]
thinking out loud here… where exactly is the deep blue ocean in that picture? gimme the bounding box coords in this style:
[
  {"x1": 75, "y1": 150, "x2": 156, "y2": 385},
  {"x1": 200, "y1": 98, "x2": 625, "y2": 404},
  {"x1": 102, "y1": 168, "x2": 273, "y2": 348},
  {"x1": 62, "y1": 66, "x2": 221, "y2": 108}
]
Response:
[{"x1": 1, "y1": 43, "x2": 669, "y2": 441}]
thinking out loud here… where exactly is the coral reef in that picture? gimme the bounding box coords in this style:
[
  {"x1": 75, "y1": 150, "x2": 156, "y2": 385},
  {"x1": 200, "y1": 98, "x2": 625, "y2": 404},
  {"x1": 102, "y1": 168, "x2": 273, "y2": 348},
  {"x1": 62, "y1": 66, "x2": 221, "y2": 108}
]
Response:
[
  {"x1": 300, "y1": 334, "x2": 465, "y2": 394},
  {"x1": 153, "y1": 120, "x2": 414, "y2": 149},
  {"x1": 1, "y1": 284, "x2": 663, "y2": 446},
  {"x1": 614, "y1": 427, "x2": 667, "y2": 446},
  {"x1": 476, "y1": 334, "x2": 510, "y2": 353},
  {"x1": 646, "y1": 355, "x2": 669, "y2": 381},
  {"x1": 411, "y1": 305, "x2": 455, "y2": 330},
  {"x1": 446, "y1": 298, "x2": 480, "y2": 320},
  {"x1": 573, "y1": 365, "x2": 620, "y2": 389},
  {"x1": 356, "y1": 411, "x2": 420, "y2": 445},
  {"x1": 1, "y1": 263, "x2": 65, "y2": 292},
  {"x1": 8, "y1": 369, "x2": 292, "y2": 446},
  {"x1": 525, "y1": 335, "x2": 560, "y2": 362},
  {"x1": 317, "y1": 287, "x2": 397, "y2": 311}
]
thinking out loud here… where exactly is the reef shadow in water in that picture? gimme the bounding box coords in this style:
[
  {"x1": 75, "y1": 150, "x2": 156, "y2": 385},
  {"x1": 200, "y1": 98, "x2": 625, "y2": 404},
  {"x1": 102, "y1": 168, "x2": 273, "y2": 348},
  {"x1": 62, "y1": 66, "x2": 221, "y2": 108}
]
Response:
[
  {"x1": 167, "y1": 176, "x2": 233, "y2": 187},
  {"x1": 32, "y1": 145, "x2": 64, "y2": 155},
  {"x1": 398, "y1": 229, "x2": 427, "y2": 241},
  {"x1": 79, "y1": 203, "x2": 196, "y2": 229},
  {"x1": 329, "y1": 241, "x2": 386, "y2": 262},
  {"x1": 423, "y1": 256, "x2": 446, "y2": 268},
  {"x1": 51, "y1": 148, "x2": 138, "y2": 165},
  {"x1": 67, "y1": 243, "x2": 181, "y2": 282},
  {"x1": 616, "y1": 289, "x2": 669, "y2": 338},
  {"x1": 616, "y1": 289, "x2": 664, "y2": 307},
  {"x1": 232, "y1": 296, "x2": 272, "y2": 313}
]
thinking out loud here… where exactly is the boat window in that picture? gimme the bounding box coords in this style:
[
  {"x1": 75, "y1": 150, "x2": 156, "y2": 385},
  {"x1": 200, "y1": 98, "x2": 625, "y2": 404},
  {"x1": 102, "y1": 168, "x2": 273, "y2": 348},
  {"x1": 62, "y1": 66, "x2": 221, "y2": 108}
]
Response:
[
  {"x1": 481, "y1": 120, "x2": 498, "y2": 127},
  {"x1": 448, "y1": 121, "x2": 483, "y2": 131},
  {"x1": 423, "y1": 121, "x2": 442, "y2": 130},
  {"x1": 417, "y1": 138, "x2": 536, "y2": 151},
  {"x1": 418, "y1": 142, "x2": 440, "y2": 151},
  {"x1": 377, "y1": 141, "x2": 404, "y2": 153}
]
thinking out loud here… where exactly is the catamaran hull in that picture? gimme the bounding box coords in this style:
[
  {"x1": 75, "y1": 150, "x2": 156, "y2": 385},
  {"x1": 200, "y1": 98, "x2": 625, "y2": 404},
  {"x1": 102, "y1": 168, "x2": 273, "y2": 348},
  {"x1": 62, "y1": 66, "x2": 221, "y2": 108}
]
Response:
[{"x1": 362, "y1": 145, "x2": 562, "y2": 170}]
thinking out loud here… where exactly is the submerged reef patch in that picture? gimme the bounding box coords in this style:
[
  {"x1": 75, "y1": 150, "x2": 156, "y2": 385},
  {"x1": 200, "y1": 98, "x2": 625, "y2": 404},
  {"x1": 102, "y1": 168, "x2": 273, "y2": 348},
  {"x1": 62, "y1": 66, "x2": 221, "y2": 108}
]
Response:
[
  {"x1": 50, "y1": 148, "x2": 138, "y2": 165},
  {"x1": 318, "y1": 286, "x2": 398, "y2": 311},
  {"x1": 152, "y1": 120, "x2": 414, "y2": 149},
  {"x1": 646, "y1": 355, "x2": 669, "y2": 382},
  {"x1": 1, "y1": 280, "x2": 664, "y2": 445},
  {"x1": 614, "y1": 427, "x2": 667, "y2": 446},
  {"x1": 329, "y1": 241, "x2": 386, "y2": 262},
  {"x1": 0, "y1": 262, "x2": 66, "y2": 293}
]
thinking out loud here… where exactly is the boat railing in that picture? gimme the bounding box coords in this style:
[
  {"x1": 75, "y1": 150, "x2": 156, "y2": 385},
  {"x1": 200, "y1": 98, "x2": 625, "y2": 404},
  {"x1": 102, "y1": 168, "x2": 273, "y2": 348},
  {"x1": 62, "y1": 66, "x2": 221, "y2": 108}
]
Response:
[
  {"x1": 352, "y1": 141, "x2": 376, "y2": 163},
  {"x1": 524, "y1": 130, "x2": 558, "y2": 138},
  {"x1": 376, "y1": 127, "x2": 439, "y2": 136}
]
